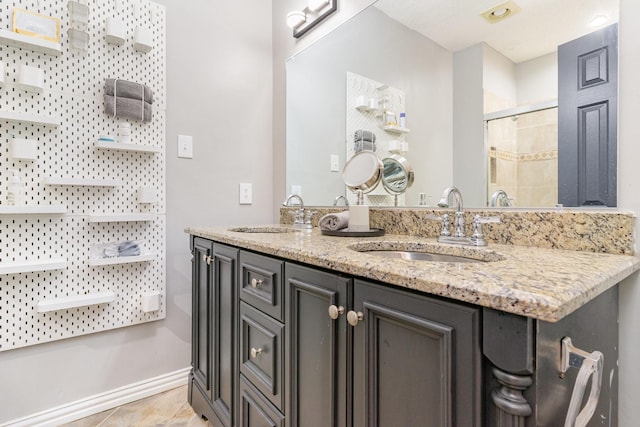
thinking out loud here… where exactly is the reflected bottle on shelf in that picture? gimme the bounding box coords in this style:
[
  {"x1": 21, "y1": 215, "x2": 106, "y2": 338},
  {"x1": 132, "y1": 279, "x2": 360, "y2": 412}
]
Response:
[{"x1": 6, "y1": 169, "x2": 24, "y2": 205}]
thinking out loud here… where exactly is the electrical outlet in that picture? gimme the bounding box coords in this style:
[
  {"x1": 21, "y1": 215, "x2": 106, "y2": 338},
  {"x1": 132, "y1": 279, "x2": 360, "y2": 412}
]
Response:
[
  {"x1": 239, "y1": 183, "x2": 252, "y2": 204},
  {"x1": 178, "y1": 135, "x2": 193, "y2": 158},
  {"x1": 330, "y1": 154, "x2": 340, "y2": 172}
]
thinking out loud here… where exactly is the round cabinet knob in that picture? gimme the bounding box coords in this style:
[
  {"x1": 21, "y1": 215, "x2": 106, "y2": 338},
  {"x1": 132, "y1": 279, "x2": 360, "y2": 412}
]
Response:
[
  {"x1": 251, "y1": 278, "x2": 264, "y2": 289},
  {"x1": 328, "y1": 305, "x2": 345, "y2": 320},
  {"x1": 347, "y1": 310, "x2": 364, "y2": 327},
  {"x1": 202, "y1": 255, "x2": 211, "y2": 264},
  {"x1": 250, "y1": 347, "x2": 262, "y2": 359}
]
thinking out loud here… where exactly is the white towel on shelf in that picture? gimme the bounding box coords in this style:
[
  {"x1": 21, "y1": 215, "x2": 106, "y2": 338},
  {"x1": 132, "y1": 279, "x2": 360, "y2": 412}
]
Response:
[{"x1": 319, "y1": 211, "x2": 349, "y2": 231}]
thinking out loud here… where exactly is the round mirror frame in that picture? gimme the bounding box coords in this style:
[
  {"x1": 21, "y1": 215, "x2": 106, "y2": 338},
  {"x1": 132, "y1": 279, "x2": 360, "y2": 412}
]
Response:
[{"x1": 381, "y1": 154, "x2": 414, "y2": 195}]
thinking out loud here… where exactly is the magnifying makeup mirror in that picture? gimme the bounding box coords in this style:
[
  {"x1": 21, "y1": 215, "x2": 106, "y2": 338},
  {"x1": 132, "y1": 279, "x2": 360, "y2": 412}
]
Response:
[
  {"x1": 381, "y1": 154, "x2": 414, "y2": 206},
  {"x1": 342, "y1": 150, "x2": 383, "y2": 203}
]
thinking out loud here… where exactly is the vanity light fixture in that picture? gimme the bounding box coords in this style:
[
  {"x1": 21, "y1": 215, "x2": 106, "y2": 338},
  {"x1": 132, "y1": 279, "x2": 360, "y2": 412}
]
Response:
[
  {"x1": 308, "y1": 0, "x2": 330, "y2": 12},
  {"x1": 480, "y1": 0, "x2": 521, "y2": 24},
  {"x1": 287, "y1": 11, "x2": 306, "y2": 29},
  {"x1": 288, "y1": 0, "x2": 338, "y2": 38},
  {"x1": 589, "y1": 14, "x2": 609, "y2": 27}
]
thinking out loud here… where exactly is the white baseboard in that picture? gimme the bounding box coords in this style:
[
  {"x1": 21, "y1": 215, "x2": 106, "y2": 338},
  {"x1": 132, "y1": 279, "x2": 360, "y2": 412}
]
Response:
[{"x1": 2, "y1": 367, "x2": 191, "y2": 427}]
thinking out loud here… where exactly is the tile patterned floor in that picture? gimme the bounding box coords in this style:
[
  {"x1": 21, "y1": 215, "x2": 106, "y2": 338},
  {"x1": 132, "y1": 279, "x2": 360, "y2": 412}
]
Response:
[{"x1": 60, "y1": 385, "x2": 209, "y2": 427}]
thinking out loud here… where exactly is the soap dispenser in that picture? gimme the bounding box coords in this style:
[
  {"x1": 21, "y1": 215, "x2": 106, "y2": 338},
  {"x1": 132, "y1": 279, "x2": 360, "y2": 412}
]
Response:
[
  {"x1": 6, "y1": 169, "x2": 24, "y2": 205},
  {"x1": 349, "y1": 190, "x2": 370, "y2": 232}
]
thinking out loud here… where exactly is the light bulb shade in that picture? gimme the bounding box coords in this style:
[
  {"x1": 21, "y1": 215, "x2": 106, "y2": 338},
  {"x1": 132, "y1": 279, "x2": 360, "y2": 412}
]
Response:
[
  {"x1": 308, "y1": 0, "x2": 330, "y2": 12},
  {"x1": 287, "y1": 11, "x2": 306, "y2": 29}
]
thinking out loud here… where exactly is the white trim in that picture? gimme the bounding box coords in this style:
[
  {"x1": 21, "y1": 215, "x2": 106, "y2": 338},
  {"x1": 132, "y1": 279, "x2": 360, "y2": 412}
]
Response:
[{"x1": 2, "y1": 368, "x2": 191, "y2": 427}]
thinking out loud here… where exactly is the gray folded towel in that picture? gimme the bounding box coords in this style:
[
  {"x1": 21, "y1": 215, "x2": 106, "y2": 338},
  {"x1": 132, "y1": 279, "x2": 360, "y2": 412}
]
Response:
[
  {"x1": 104, "y1": 95, "x2": 152, "y2": 122},
  {"x1": 319, "y1": 211, "x2": 349, "y2": 231},
  {"x1": 354, "y1": 129, "x2": 376, "y2": 143},
  {"x1": 354, "y1": 140, "x2": 376, "y2": 153},
  {"x1": 105, "y1": 78, "x2": 153, "y2": 104}
]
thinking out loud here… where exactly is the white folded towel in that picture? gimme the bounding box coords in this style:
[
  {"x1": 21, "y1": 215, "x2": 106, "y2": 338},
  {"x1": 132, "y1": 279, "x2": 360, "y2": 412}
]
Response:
[{"x1": 319, "y1": 211, "x2": 349, "y2": 231}]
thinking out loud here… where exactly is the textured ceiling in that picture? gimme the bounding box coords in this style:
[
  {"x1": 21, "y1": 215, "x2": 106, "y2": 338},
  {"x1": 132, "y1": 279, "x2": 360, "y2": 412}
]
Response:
[{"x1": 374, "y1": 0, "x2": 619, "y2": 63}]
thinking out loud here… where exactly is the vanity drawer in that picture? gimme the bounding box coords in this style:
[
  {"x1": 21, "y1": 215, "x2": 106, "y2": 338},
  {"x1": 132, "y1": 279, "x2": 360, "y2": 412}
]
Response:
[
  {"x1": 239, "y1": 251, "x2": 284, "y2": 321},
  {"x1": 239, "y1": 301, "x2": 284, "y2": 410},
  {"x1": 239, "y1": 375, "x2": 285, "y2": 427}
]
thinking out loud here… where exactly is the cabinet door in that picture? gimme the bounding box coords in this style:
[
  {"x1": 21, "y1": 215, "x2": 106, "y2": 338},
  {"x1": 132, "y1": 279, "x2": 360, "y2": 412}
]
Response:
[
  {"x1": 210, "y1": 243, "x2": 239, "y2": 427},
  {"x1": 285, "y1": 263, "x2": 350, "y2": 427},
  {"x1": 352, "y1": 280, "x2": 481, "y2": 427},
  {"x1": 192, "y1": 237, "x2": 213, "y2": 394}
]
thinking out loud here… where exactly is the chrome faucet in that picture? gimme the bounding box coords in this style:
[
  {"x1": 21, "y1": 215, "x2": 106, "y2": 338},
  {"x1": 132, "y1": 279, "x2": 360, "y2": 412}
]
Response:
[
  {"x1": 490, "y1": 189, "x2": 512, "y2": 207},
  {"x1": 283, "y1": 194, "x2": 304, "y2": 208},
  {"x1": 437, "y1": 186, "x2": 465, "y2": 237},
  {"x1": 282, "y1": 194, "x2": 312, "y2": 228},
  {"x1": 425, "y1": 186, "x2": 501, "y2": 246},
  {"x1": 333, "y1": 195, "x2": 349, "y2": 206}
]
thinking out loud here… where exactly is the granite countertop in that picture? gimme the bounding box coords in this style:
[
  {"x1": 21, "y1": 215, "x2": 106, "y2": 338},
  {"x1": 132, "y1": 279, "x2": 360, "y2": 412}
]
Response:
[{"x1": 186, "y1": 225, "x2": 640, "y2": 322}]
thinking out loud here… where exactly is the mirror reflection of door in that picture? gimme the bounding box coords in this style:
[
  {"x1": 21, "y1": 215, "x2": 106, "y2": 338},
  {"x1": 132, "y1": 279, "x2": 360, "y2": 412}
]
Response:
[{"x1": 558, "y1": 23, "x2": 618, "y2": 207}]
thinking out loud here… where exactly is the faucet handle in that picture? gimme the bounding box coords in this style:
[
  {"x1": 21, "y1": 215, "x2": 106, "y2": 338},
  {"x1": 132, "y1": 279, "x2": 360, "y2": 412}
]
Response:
[
  {"x1": 471, "y1": 215, "x2": 501, "y2": 246},
  {"x1": 304, "y1": 210, "x2": 316, "y2": 225},
  {"x1": 425, "y1": 213, "x2": 451, "y2": 237}
]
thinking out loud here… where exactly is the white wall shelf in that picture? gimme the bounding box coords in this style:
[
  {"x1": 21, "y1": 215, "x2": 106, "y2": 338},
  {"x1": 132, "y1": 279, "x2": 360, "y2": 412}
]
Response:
[
  {"x1": 88, "y1": 214, "x2": 156, "y2": 223},
  {"x1": 381, "y1": 125, "x2": 410, "y2": 134},
  {"x1": 0, "y1": 205, "x2": 67, "y2": 215},
  {"x1": 94, "y1": 141, "x2": 162, "y2": 153},
  {"x1": 0, "y1": 258, "x2": 68, "y2": 275},
  {"x1": 36, "y1": 291, "x2": 115, "y2": 313},
  {"x1": 88, "y1": 254, "x2": 155, "y2": 266},
  {"x1": 0, "y1": 110, "x2": 61, "y2": 127},
  {"x1": 0, "y1": 29, "x2": 62, "y2": 56},
  {"x1": 43, "y1": 177, "x2": 122, "y2": 187}
]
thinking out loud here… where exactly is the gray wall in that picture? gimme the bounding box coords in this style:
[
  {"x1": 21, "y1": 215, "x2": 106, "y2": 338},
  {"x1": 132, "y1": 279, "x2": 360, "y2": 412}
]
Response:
[
  {"x1": 0, "y1": 0, "x2": 273, "y2": 423},
  {"x1": 452, "y1": 44, "x2": 485, "y2": 207},
  {"x1": 286, "y1": 6, "x2": 453, "y2": 206}
]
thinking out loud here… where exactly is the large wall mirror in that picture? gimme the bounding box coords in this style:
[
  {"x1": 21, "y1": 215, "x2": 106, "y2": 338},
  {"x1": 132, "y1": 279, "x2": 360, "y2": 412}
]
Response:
[{"x1": 286, "y1": 0, "x2": 619, "y2": 208}]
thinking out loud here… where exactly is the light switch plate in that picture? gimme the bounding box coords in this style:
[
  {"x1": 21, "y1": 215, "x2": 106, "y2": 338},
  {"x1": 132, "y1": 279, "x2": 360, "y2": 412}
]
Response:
[
  {"x1": 178, "y1": 134, "x2": 193, "y2": 158},
  {"x1": 239, "y1": 183, "x2": 252, "y2": 204},
  {"x1": 330, "y1": 154, "x2": 340, "y2": 172}
]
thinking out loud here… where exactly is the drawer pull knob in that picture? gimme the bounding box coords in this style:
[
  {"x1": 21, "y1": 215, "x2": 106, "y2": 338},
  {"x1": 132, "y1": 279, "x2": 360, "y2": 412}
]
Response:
[
  {"x1": 202, "y1": 255, "x2": 212, "y2": 265},
  {"x1": 347, "y1": 310, "x2": 364, "y2": 327},
  {"x1": 250, "y1": 347, "x2": 262, "y2": 358},
  {"x1": 328, "y1": 305, "x2": 345, "y2": 320},
  {"x1": 251, "y1": 278, "x2": 264, "y2": 288}
]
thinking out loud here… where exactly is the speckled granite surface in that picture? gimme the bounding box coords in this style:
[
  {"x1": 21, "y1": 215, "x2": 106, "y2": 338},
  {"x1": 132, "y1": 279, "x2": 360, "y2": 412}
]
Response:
[
  {"x1": 186, "y1": 225, "x2": 640, "y2": 322},
  {"x1": 281, "y1": 207, "x2": 635, "y2": 255}
]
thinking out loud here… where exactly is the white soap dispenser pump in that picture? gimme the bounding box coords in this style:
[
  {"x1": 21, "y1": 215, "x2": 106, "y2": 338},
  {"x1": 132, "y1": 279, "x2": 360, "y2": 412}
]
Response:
[
  {"x1": 349, "y1": 189, "x2": 370, "y2": 232},
  {"x1": 6, "y1": 169, "x2": 24, "y2": 205}
]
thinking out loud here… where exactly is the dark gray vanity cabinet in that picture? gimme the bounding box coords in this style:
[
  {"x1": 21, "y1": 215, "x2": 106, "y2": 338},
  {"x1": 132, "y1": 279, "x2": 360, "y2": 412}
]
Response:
[
  {"x1": 352, "y1": 279, "x2": 482, "y2": 427},
  {"x1": 189, "y1": 238, "x2": 238, "y2": 427},
  {"x1": 284, "y1": 263, "x2": 351, "y2": 427}
]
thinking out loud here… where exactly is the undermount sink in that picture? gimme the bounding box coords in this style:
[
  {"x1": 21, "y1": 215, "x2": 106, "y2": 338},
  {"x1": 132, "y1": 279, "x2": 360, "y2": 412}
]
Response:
[
  {"x1": 228, "y1": 226, "x2": 300, "y2": 234},
  {"x1": 362, "y1": 250, "x2": 484, "y2": 263},
  {"x1": 348, "y1": 241, "x2": 504, "y2": 263}
]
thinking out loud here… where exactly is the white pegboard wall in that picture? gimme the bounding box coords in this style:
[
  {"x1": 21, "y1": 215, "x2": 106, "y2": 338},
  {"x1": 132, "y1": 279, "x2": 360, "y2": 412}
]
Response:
[
  {"x1": 0, "y1": 0, "x2": 166, "y2": 351},
  {"x1": 345, "y1": 72, "x2": 406, "y2": 206}
]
